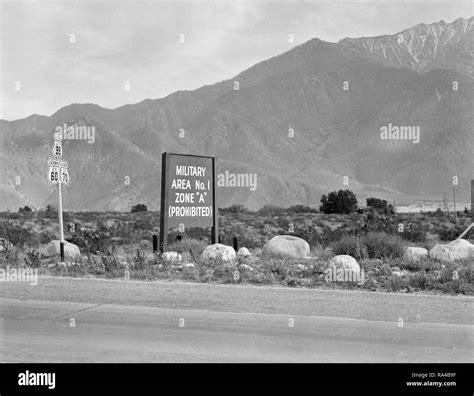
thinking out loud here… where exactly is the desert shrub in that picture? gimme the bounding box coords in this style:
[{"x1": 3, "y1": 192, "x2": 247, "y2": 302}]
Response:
[
  {"x1": 167, "y1": 238, "x2": 208, "y2": 256},
  {"x1": 399, "y1": 224, "x2": 427, "y2": 243},
  {"x1": 261, "y1": 259, "x2": 288, "y2": 281},
  {"x1": 25, "y1": 249, "x2": 41, "y2": 268},
  {"x1": 293, "y1": 229, "x2": 324, "y2": 250},
  {"x1": 18, "y1": 206, "x2": 33, "y2": 215},
  {"x1": 320, "y1": 189, "x2": 358, "y2": 214},
  {"x1": 219, "y1": 234, "x2": 262, "y2": 249},
  {"x1": 68, "y1": 231, "x2": 113, "y2": 255},
  {"x1": 366, "y1": 198, "x2": 394, "y2": 215},
  {"x1": 212, "y1": 266, "x2": 240, "y2": 284},
  {"x1": 362, "y1": 232, "x2": 404, "y2": 259},
  {"x1": 287, "y1": 205, "x2": 318, "y2": 214},
  {"x1": 219, "y1": 204, "x2": 249, "y2": 214},
  {"x1": 388, "y1": 276, "x2": 408, "y2": 291},
  {"x1": 129, "y1": 248, "x2": 148, "y2": 270},
  {"x1": 397, "y1": 258, "x2": 423, "y2": 272},
  {"x1": 39, "y1": 229, "x2": 57, "y2": 244},
  {"x1": 317, "y1": 227, "x2": 358, "y2": 247},
  {"x1": 132, "y1": 216, "x2": 155, "y2": 231},
  {"x1": 331, "y1": 232, "x2": 404, "y2": 260},
  {"x1": 62, "y1": 211, "x2": 72, "y2": 224},
  {"x1": 0, "y1": 221, "x2": 35, "y2": 247},
  {"x1": 0, "y1": 248, "x2": 21, "y2": 268},
  {"x1": 407, "y1": 272, "x2": 428, "y2": 289},
  {"x1": 359, "y1": 209, "x2": 397, "y2": 234},
  {"x1": 435, "y1": 224, "x2": 465, "y2": 241},
  {"x1": 331, "y1": 235, "x2": 366, "y2": 260},
  {"x1": 257, "y1": 205, "x2": 286, "y2": 216},
  {"x1": 131, "y1": 204, "x2": 148, "y2": 213},
  {"x1": 41, "y1": 205, "x2": 57, "y2": 220},
  {"x1": 102, "y1": 255, "x2": 122, "y2": 275}
]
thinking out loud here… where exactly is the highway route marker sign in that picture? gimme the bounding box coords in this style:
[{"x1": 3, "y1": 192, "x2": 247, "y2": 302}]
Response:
[{"x1": 47, "y1": 132, "x2": 70, "y2": 261}]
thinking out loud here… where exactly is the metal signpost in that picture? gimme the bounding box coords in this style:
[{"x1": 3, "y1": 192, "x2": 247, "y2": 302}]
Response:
[
  {"x1": 159, "y1": 152, "x2": 217, "y2": 253},
  {"x1": 48, "y1": 132, "x2": 69, "y2": 261}
]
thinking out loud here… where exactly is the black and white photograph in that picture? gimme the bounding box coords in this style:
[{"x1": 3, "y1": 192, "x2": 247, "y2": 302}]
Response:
[{"x1": 0, "y1": 0, "x2": 472, "y2": 391}]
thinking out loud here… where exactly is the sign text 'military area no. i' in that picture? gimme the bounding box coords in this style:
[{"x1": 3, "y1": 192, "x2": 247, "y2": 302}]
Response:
[{"x1": 163, "y1": 154, "x2": 214, "y2": 228}]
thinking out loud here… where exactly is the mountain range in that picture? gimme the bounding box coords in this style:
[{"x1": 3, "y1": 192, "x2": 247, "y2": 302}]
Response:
[{"x1": 1, "y1": 17, "x2": 473, "y2": 211}]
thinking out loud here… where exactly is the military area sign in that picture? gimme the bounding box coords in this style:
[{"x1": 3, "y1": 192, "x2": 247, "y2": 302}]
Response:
[{"x1": 159, "y1": 152, "x2": 217, "y2": 252}]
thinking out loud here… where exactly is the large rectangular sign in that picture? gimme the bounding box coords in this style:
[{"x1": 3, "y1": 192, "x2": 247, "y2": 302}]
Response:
[{"x1": 159, "y1": 152, "x2": 217, "y2": 252}]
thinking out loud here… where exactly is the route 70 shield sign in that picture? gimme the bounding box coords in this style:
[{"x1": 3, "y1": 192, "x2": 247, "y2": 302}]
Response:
[{"x1": 60, "y1": 167, "x2": 69, "y2": 184}]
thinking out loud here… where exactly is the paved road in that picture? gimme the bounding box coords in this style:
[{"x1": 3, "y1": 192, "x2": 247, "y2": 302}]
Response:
[{"x1": 0, "y1": 277, "x2": 472, "y2": 362}]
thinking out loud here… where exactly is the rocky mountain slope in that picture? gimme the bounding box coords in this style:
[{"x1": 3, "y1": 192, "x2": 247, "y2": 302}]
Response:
[{"x1": 1, "y1": 17, "x2": 472, "y2": 211}]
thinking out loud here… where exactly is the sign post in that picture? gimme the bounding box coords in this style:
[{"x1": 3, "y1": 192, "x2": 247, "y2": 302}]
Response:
[
  {"x1": 58, "y1": 181, "x2": 64, "y2": 260},
  {"x1": 159, "y1": 152, "x2": 217, "y2": 253},
  {"x1": 48, "y1": 132, "x2": 69, "y2": 261}
]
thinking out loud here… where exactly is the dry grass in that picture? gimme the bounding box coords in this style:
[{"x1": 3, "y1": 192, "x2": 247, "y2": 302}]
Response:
[{"x1": 0, "y1": 209, "x2": 472, "y2": 295}]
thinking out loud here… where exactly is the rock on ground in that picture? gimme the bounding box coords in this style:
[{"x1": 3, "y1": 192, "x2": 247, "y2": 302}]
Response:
[
  {"x1": 328, "y1": 255, "x2": 361, "y2": 273},
  {"x1": 404, "y1": 247, "x2": 429, "y2": 262},
  {"x1": 39, "y1": 240, "x2": 81, "y2": 259},
  {"x1": 262, "y1": 235, "x2": 310, "y2": 258},
  {"x1": 162, "y1": 251, "x2": 182, "y2": 262},
  {"x1": 237, "y1": 247, "x2": 251, "y2": 258},
  {"x1": 391, "y1": 266, "x2": 406, "y2": 277},
  {"x1": 201, "y1": 244, "x2": 236, "y2": 264},
  {"x1": 429, "y1": 239, "x2": 474, "y2": 262}
]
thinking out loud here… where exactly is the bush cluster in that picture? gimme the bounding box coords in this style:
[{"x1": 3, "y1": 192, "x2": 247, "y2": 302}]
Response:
[{"x1": 331, "y1": 232, "x2": 405, "y2": 260}]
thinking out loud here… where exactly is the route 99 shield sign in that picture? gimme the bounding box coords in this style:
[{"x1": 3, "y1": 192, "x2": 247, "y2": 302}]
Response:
[{"x1": 53, "y1": 140, "x2": 62, "y2": 158}]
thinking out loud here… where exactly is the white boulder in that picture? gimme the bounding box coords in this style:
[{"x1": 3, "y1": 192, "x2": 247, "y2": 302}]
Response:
[
  {"x1": 262, "y1": 235, "x2": 310, "y2": 258},
  {"x1": 391, "y1": 267, "x2": 406, "y2": 277},
  {"x1": 404, "y1": 247, "x2": 429, "y2": 262},
  {"x1": 237, "y1": 247, "x2": 251, "y2": 258},
  {"x1": 39, "y1": 240, "x2": 81, "y2": 259},
  {"x1": 328, "y1": 255, "x2": 360, "y2": 273},
  {"x1": 201, "y1": 244, "x2": 236, "y2": 264},
  {"x1": 429, "y1": 239, "x2": 474, "y2": 262},
  {"x1": 162, "y1": 251, "x2": 182, "y2": 262},
  {"x1": 39, "y1": 239, "x2": 81, "y2": 258}
]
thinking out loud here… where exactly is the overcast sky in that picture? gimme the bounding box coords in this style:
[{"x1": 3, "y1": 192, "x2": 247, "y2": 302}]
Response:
[{"x1": 1, "y1": 0, "x2": 472, "y2": 120}]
